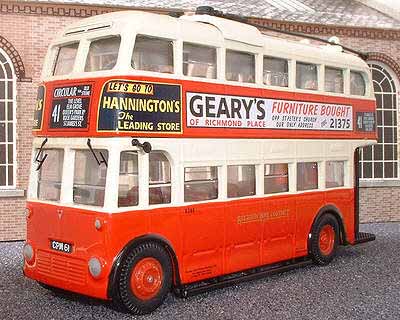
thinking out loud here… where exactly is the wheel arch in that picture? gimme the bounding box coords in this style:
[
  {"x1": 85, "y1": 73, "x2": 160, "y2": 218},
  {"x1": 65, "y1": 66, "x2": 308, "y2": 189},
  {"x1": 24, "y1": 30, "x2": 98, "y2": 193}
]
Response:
[
  {"x1": 308, "y1": 205, "x2": 348, "y2": 251},
  {"x1": 107, "y1": 234, "x2": 181, "y2": 299}
]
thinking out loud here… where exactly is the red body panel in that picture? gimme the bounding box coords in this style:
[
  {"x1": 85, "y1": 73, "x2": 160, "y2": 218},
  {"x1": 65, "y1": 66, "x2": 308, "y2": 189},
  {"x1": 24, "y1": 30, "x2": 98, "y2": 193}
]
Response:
[{"x1": 24, "y1": 189, "x2": 355, "y2": 299}]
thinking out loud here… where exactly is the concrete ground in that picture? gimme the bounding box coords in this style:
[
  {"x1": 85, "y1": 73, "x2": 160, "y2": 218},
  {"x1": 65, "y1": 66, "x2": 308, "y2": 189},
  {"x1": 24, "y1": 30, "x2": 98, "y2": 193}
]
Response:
[{"x1": 0, "y1": 223, "x2": 399, "y2": 320}]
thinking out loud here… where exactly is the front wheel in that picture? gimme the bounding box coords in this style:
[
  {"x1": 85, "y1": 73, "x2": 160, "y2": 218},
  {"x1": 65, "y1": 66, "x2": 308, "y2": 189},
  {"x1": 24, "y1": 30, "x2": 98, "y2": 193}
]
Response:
[
  {"x1": 309, "y1": 214, "x2": 340, "y2": 265},
  {"x1": 115, "y1": 242, "x2": 172, "y2": 315}
]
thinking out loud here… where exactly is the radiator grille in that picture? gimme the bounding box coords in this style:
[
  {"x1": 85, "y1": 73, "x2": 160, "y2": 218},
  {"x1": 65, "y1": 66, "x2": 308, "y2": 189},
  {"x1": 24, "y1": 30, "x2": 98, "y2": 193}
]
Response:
[{"x1": 37, "y1": 250, "x2": 87, "y2": 286}]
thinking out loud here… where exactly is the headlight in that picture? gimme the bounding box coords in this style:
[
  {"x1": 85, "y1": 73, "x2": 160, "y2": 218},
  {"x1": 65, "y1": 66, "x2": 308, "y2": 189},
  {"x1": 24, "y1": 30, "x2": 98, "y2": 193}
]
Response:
[
  {"x1": 88, "y1": 257, "x2": 103, "y2": 278},
  {"x1": 94, "y1": 219, "x2": 102, "y2": 230},
  {"x1": 23, "y1": 243, "x2": 35, "y2": 264},
  {"x1": 25, "y1": 208, "x2": 32, "y2": 219}
]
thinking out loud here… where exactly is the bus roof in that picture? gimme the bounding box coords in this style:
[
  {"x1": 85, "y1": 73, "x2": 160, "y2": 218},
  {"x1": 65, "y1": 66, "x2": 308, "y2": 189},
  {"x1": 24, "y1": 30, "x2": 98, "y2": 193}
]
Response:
[{"x1": 58, "y1": 10, "x2": 368, "y2": 71}]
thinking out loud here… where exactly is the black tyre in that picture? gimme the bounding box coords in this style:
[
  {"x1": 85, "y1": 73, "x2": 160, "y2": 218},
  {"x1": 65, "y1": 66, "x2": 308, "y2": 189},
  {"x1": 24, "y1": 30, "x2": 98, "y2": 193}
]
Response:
[
  {"x1": 309, "y1": 213, "x2": 340, "y2": 265},
  {"x1": 114, "y1": 242, "x2": 172, "y2": 315}
]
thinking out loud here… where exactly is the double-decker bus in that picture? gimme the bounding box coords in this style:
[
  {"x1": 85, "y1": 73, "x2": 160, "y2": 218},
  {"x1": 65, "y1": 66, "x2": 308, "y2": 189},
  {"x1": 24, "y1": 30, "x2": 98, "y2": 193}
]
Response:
[{"x1": 23, "y1": 9, "x2": 376, "y2": 315}]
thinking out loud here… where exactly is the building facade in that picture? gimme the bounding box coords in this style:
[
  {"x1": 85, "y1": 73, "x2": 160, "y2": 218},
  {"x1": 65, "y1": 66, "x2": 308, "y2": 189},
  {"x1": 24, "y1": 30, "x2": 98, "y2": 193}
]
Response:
[{"x1": 0, "y1": 0, "x2": 399, "y2": 241}]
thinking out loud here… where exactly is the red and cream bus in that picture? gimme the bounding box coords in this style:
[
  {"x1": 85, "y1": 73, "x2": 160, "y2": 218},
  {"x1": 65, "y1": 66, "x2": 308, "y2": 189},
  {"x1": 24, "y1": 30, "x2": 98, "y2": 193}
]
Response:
[{"x1": 23, "y1": 9, "x2": 376, "y2": 315}]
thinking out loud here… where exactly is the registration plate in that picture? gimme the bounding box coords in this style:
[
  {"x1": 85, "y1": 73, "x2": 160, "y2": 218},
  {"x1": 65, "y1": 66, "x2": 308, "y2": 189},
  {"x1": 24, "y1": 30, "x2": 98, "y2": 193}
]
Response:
[{"x1": 50, "y1": 240, "x2": 72, "y2": 254}]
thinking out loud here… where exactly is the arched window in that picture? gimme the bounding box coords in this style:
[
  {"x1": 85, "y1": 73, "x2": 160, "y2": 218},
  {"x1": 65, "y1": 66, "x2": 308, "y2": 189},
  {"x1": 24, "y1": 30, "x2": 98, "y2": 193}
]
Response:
[
  {"x1": 0, "y1": 49, "x2": 16, "y2": 188},
  {"x1": 360, "y1": 63, "x2": 398, "y2": 179}
]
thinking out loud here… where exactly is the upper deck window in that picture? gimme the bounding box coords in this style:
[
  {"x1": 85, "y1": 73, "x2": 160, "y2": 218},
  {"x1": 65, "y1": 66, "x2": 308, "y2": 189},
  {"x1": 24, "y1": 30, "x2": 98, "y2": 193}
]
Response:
[
  {"x1": 73, "y1": 149, "x2": 108, "y2": 207},
  {"x1": 183, "y1": 43, "x2": 217, "y2": 79},
  {"x1": 350, "y1": 71, "x2": 366, "y2": 96},
  {"x1": 226, "y1": 50, "x2": 255, "y2": 83},
  {"x1": 325, "y1": 67, "x2": 344, "y2": 93},
  {"x1": 296, "y1": 62, "x2": 318, "y2": 90},
  {"x1": 53, "y1": 43, "x2": 78, "y2": 76},
  {"x1": 263, "y1": 56, "x2": 288, "y2": 87},
  {"x1": 132, "y1": 35, "x2": 174, "y2": 73},
  {"x1": 37, "y1": 149, "x2": 64, "y2": 201},
  {"x1": 85, "y1": 36, "x2": 121, "y2": 72}
]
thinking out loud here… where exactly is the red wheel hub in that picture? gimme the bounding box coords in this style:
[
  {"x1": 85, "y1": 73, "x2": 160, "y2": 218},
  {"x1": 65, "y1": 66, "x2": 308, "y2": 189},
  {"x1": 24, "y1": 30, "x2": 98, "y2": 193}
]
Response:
[
  {"x1": 130, "y1": 257, "x2": 163, "y2": 300},
  {"x1": 319, "y1": 225, "x2": 335, "y2": 255}
]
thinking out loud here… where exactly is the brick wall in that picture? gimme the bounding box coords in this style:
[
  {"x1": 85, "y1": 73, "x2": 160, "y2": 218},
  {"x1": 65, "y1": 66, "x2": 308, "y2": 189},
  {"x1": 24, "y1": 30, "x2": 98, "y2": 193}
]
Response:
[
  {"x1": 0, "y1": 5, "x2": 81, "y2": 241},
  {"x1": 360, "y1": 187, "x2": 400, "y2": 222},
  {"x1": 0, "y1": 1, "x2": 399, "y2": 241}
]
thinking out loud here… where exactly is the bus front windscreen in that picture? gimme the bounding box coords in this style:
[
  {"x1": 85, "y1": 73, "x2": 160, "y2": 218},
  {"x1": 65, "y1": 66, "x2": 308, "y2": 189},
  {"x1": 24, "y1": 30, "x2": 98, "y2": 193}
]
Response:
[
  {"x1": 37, "y1": 149, "x2": 64, "y2": 201},
  {"x1": 73, "y1": 149, "x2": 108, "y2": 206}
]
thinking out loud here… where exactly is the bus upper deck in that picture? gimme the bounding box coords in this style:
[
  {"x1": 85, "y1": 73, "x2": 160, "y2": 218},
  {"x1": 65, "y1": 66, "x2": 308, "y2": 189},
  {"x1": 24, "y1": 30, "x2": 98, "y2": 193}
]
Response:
[{"x1": 33, "y1": 10, "x2": 376, "y2": 141}]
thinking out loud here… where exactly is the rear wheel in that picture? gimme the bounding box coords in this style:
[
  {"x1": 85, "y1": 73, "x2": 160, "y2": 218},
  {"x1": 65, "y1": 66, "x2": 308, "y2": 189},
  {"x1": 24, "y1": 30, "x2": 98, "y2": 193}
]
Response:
[
  {"x1": 309, "y1": 214, "x2": 340, "y2": 265},
  {"x1": 115, "y1": 242, "x2": 172, "y2": 315}
]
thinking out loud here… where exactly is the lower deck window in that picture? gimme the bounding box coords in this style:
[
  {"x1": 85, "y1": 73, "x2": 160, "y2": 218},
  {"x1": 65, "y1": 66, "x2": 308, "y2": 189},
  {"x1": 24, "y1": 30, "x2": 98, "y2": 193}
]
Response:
[
  {"x1": 73, "y1": 149, "x2": 108, "y2": 206},
  {"x1": 118, "y1": 151, "x2": 138, "y2": 207},
  {"x1": 228, "y1": 165, "x2": 256, "y2": 198},
  {"x1": 37, "y1": 149, "x2": 64, "y2": 201},
  {"x1": 326, "y1": 161, "x2": 345, "y2": 188},
  {"x1": 149, "y1": 152, "x2": 171, "y2": 205},
  {"x1": 264, "y1": 163, "x2": 289, "y2": 194},
  {"x1": 297, "y1": 162, "x2": 318, "y2": 191},
  {"x1": 184, "y1": 166, "x2": 218, "y2": 202}
]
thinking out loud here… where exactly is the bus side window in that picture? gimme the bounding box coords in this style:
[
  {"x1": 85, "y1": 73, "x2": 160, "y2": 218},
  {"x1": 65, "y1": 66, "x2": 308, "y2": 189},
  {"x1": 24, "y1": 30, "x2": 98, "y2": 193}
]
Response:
[
  {"x1": 183, "y1": 43, "x2": 217, "y2": 79},
  {"x1": 184, "y1": 166, "x2": 218, "y2": 202},
  {"x1": 264, "y1": 163, "x2": 289, "y2": 194},
  {"x1": 263, "y1": 56, "x2": 288, "y2": 87},
  {"x1": 350, "y1": 71, "x2": 366, "y2": 96},
  {"x1": 297, "y1": 162, "x2": 318, "y2": 191},
  {"x1": 53, "y1": 43, "x2": 79, "y2": 76},
  {"x1": 326, "y1": 161, "x2": 345, "y2": 188},
  {"x1": 73, "y1": 149, "x2": 108, "y2": 207},
  {"x1": 226, "y1": 50, "x2": 255, "y2": 83},
  {"x1": 227, "y1": 165, "x2": 256, "y2": 198},
  {"x1": 85, "y1": 36, "x2": 121, "y2": 72},
  {"x1": 296, "y1": 62, "x2": 318, "y2": 90},
  {"x1": 132, "y1": 35, "x2": 174, "y2": 74},
  {"x1": 149, "y1": 152, "x2": 171, "y2": 205},
  {"x1": 118, "y1": 151, "x2": 139, "y2": 207},
  {"x1": 325, "y1": 67, "x2": 344, "y2": 93}
]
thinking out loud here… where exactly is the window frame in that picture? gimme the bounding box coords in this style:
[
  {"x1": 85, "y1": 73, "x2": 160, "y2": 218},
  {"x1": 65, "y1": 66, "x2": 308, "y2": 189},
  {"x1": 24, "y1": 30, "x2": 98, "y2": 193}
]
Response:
[
  {"x1": 227, "y1": 164, "x2": 257, "y2": 198},
  {"x1": 264, "y1": 163, "x2": 289, "y2": 194},
  {"x1": 263, "y1": 56, "x2": 289, "y2": 88},
  {"x1": 324, "y1": 66, "x2": 344, "y2": 94},
  {"x1": 84, "y1": 35, "x2": 121, "y2": 73},
  {"x1": 0, "y1": 48, "x2": 16, "y2": 190},
  {"x1": 350, "y1": 70, "x2": 367, "y2": 96},
  {"x1": 52, "y1": 42, "x2": 80, "y2": 76},
  {"x1": 184, "y1": 166, "x2": 219, "y2": 203},
  {"x1": 131, "y1": 34, "x2": 175, "y2": 74},
  {"x1": 296, "y1": 161, "x2": 319, "y2": 191},
  {"x1": 325, "y1": 160, "x2": 346, "y2": 189},
  {"x1": 182, "y1": 42, "x2": 218, "y2": 79},
  {"x1": 149, "y1": 151, "x2": 172, "y2": 205},
  {"x1": 296, "y1": 61, "x2": 319, "y2": 91},
  {"x1": 225, "y1": 49, "x2": 256, "y2": 83}
]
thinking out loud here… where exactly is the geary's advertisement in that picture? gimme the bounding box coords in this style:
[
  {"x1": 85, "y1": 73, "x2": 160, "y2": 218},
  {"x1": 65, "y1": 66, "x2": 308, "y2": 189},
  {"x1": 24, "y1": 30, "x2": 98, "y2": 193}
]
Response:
[{"x1": 187, "y1": 92, "x2": 353, "y2": 131}]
